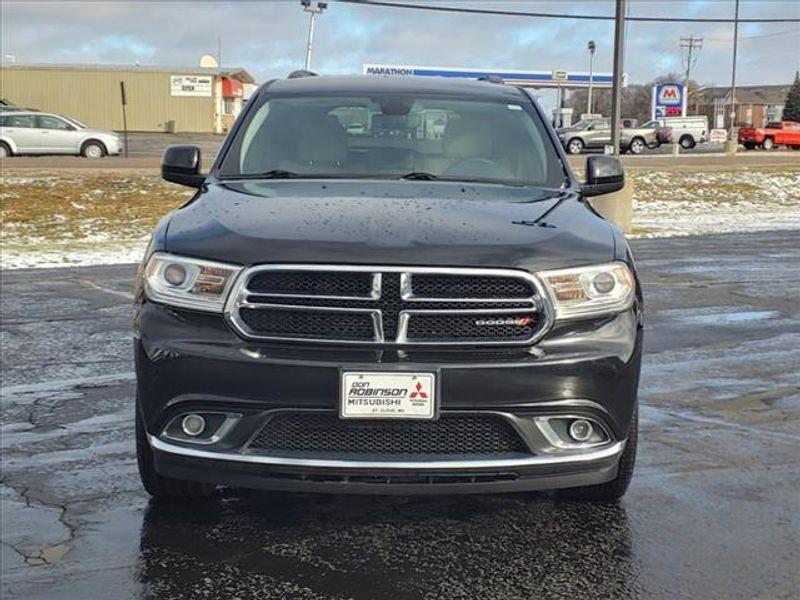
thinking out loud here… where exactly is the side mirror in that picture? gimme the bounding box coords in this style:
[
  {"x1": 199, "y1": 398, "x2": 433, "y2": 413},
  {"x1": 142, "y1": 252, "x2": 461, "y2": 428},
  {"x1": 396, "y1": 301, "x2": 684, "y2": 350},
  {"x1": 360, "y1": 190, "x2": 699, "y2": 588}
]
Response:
[
  {"x1": 582, "y1": 155, "x2": 625, "y2": 197},
  {"x1": 162, "y1": 145, "x2": 205, "y2": 188}
]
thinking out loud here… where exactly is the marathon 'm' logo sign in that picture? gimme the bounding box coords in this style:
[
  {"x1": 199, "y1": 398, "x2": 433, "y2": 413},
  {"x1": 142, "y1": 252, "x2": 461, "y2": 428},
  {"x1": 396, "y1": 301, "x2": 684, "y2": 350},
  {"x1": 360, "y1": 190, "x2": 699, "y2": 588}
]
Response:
[{"x1": 658, "y1": 85, "x2": 683, "y2": 106}]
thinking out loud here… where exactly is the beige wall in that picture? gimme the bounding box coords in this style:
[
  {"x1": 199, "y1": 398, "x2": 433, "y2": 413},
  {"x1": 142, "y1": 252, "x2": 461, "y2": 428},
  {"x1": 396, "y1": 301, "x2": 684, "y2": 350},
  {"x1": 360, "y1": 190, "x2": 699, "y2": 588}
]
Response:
[{"x1": 1, "y1": 67, "x2": 217, "y2": 132}]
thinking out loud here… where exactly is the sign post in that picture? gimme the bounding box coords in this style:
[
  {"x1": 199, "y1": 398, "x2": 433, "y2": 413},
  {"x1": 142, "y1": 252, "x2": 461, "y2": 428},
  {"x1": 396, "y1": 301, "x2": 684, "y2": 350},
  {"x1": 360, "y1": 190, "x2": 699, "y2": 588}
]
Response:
[{"x1": 119, "y1": 81, "x2": 129, "y2": 158}]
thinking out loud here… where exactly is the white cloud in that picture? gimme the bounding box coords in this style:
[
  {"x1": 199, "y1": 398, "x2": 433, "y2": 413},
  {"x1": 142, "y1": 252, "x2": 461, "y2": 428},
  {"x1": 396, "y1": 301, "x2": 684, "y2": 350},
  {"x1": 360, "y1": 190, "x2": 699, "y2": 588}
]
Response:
[{"x1": 2, "y1": 0, "x2": 797, "y2": 89}]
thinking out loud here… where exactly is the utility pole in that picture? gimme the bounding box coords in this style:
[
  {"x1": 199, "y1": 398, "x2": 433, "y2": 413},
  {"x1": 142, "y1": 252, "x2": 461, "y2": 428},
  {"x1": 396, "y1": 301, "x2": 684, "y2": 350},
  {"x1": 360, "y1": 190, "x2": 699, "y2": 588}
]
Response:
[
  {"x1": 587, "y1": 40, "x2": 596, "y2": 115},
  {"x1": 680, "y1": 35, "x2": 703, "y2": 104},
  {"x1": 301, "y1": 0, "x2": 327, "y2": 71},
  {"x1": 610, "y1": 0, "x2": 627, "y2": 155},
  {"x1": 729, "y1": 0, "x2": 740, "y2": 138}
]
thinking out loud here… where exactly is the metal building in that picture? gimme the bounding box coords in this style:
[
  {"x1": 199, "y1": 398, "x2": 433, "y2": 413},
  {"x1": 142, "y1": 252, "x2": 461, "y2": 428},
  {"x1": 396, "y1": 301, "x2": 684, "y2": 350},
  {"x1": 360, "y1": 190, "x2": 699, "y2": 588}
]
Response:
[{"x1": 0, "y1": 63, "x2": 256, "y2": 133}]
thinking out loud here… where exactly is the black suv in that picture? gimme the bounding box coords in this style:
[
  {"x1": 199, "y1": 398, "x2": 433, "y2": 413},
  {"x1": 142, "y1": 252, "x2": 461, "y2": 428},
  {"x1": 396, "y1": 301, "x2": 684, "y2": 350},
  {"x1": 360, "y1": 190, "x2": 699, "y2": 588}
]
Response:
[{"x1": 134, "y1": 74, "x2": 642, "y2": 502}]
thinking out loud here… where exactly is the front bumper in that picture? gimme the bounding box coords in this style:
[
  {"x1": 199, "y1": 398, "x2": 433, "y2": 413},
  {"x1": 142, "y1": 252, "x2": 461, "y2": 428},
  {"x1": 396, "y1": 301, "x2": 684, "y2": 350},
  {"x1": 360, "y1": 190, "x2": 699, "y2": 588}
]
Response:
[
  {"x1": 150, "y1": 433, "x2": 625, "y2": 494},
  {"x1": 135, "y1": 301, "x2": 642, "y2": 494}
]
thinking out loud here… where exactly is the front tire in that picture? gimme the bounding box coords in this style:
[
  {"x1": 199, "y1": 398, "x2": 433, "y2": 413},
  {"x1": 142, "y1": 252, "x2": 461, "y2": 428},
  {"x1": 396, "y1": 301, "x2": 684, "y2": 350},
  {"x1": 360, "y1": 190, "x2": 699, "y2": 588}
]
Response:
[
  {"x1": 81, "y1": 140, "x2": 106, "y2": 158},
  {"x1": 557, "y1": 405, "x2": 638, "y2": 503},
  {"x1": 743, "y1": 142, "x2": 756, "y2": 150},
  {"x1": 566, "y1": 138, "x2": 584, "y2": 155},
  {"x1": 762, "y1": 137, "x2": 775, "y2": 150},
  {"x1": 0, "y1": 142, "x2": 11, "y2": 158},
  {"x1": 136, "y1": 394, "x2": 215, "y2": 500}
]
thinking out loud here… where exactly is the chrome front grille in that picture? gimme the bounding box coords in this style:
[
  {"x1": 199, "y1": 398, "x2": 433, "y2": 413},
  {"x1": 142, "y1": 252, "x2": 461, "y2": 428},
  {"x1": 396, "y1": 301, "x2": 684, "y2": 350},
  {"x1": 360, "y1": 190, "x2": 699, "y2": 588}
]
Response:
[{"x1": 226, "y1": 265, "x2": 551, "y2": 346}]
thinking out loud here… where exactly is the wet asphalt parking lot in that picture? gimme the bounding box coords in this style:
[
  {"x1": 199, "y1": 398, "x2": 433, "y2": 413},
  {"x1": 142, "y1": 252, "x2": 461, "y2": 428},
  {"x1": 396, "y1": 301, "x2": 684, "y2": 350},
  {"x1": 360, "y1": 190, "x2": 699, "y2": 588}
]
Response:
[{"x1": 1, "y1": 230, "x2": 798, "y2": 600}]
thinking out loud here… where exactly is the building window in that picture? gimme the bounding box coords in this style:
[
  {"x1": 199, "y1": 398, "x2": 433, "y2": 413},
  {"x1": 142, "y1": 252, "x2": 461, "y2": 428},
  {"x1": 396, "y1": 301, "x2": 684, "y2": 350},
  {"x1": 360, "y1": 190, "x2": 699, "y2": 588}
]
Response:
[
  {"x1": 765, "y1": 104, "x2": 783, "y2": 122},
  {"x1": 223, "y1": 98, "x2": 235, "y2": 115}
]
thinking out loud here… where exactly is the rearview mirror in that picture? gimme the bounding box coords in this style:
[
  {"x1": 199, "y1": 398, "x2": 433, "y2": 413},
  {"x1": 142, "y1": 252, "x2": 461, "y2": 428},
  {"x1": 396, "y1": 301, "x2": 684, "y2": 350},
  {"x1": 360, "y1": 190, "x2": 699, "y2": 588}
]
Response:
[
  {"x1": 582, "y1": 155, "x2": 625, "y2": 197},
  {"x1": 162, "y1": 145, "x2": 205, "y2": 188}
]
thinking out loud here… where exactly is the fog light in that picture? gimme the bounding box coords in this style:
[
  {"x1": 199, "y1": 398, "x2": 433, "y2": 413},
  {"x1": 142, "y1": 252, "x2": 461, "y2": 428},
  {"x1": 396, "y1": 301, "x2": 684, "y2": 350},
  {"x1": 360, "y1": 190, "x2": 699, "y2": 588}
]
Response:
[
  {"x1": 181, "y1": 414, "x2": 206, "y2": 437},
  {"x1": 568, "y1": 419, "x2": 593, "y2": 442}
]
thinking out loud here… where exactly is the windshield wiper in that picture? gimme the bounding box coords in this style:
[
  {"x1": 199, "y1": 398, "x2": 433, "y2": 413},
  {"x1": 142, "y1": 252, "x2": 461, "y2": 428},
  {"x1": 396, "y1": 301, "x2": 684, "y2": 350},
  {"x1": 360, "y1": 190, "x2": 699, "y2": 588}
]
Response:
[
  {"x1": 255, "y1": 169, "x2": 300, "y2": 179},
  {"x1": 226, "y1": 169, "x2": 301, "y2": 180},
  {"x1": 399, "y1": 171, "x2": 439, "y2": 180}
]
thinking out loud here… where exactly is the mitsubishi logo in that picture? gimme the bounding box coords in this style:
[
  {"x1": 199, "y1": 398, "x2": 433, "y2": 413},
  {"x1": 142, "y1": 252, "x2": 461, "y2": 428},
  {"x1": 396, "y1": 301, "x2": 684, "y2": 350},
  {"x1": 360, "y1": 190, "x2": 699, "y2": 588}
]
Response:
[{"x1": 409, "y1": 382, "x2": 428, "y2": 399}]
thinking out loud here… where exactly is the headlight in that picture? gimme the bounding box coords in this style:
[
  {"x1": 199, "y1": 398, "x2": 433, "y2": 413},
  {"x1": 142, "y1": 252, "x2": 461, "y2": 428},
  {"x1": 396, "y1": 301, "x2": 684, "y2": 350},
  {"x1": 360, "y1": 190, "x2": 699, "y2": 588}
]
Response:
[
  {"x1": 144, "y1": 253, "x2": 242, "y2": 312},
  {"x1": 537, "y1": 262, "x2": 635, "y2": 320}
]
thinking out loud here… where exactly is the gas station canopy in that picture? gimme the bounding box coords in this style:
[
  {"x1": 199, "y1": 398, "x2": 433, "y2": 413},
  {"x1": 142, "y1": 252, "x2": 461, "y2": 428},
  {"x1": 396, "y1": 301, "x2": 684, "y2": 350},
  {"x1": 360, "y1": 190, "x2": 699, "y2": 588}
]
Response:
[{"x1": 362, "y1": 64, "x2": 620, "y2": 89}]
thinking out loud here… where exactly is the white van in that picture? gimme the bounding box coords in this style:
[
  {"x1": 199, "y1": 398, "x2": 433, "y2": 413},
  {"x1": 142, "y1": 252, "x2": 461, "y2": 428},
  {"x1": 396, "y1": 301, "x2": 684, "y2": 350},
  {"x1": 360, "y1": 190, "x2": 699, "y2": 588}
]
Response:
[{"x1": 658, "y1": 116, "x2": 709, "y2": 149}]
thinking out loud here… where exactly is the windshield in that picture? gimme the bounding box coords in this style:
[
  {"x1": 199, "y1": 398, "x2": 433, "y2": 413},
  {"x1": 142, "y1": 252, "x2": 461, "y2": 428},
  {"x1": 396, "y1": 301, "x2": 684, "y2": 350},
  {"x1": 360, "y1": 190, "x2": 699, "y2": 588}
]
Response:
[
  {"x1": 62, "y1": 115, "x2": 87, "y2": 129},
  {"x1": 571, "y1": 118, "x2": 597, "y2": 129},
  {"x1": 219, "y1": 94, "x2": 567, "y2": 188}
]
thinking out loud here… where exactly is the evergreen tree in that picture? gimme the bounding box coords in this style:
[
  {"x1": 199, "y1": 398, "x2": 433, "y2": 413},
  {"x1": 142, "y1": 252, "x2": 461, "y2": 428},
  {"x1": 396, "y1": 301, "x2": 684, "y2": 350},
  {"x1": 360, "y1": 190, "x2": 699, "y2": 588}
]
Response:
[{"x1": 784, "y1": 71, "x2": 800, "y2": 122}]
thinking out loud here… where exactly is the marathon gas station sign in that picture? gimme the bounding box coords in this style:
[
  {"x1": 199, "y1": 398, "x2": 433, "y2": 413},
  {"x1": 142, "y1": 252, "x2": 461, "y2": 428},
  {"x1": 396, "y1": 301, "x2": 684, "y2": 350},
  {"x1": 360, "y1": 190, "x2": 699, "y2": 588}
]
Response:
[
  {"x1": 363, "y1": 64, "x2": 617, "y2": 89},
  {"x1": 652, "y1": 83, "x2": 687, "y2": 118}
]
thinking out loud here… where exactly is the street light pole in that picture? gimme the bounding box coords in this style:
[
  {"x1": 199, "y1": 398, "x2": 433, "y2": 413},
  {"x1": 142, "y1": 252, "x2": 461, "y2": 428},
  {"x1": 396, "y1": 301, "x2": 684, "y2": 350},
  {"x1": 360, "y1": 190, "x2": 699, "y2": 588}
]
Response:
[
  {"x1": 610, "y1": 0, "x2": 627, "y2": 155},
  {"x1": 587, "y1": 40, "x2": 596, "y2": 115},
  {"x1": 301, "y1": 0, "x2": 327, "y2": 71}
]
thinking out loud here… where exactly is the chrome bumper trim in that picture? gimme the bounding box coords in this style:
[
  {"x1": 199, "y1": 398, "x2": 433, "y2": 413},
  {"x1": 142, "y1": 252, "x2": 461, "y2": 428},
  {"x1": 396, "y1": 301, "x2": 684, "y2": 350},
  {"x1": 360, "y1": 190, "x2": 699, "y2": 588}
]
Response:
[{"x1": 148, "y1": 434, "x2": 625, "y2": 471}]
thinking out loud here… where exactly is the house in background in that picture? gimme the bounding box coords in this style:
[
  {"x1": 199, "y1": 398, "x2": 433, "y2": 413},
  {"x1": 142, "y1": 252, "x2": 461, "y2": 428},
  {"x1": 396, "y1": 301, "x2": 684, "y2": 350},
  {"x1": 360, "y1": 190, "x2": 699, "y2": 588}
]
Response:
[{"x1": 693, "y1": 84, "x2": 790, "y2": 129}]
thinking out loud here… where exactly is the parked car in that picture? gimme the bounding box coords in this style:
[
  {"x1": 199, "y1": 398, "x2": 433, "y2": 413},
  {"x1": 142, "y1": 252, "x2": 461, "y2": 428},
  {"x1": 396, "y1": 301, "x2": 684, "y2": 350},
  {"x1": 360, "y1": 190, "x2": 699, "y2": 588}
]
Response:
[
  {"x1": 557, "y1": 118, "x2": 656, "y2": 154},
  {"x1": 134, "y1": 73, "x2": 642, "y2": 503},
  {"x1": 0, "y1": 111, "x2": 121, "y2": 158},
  {"x1": 738, "y1": 121, "x2": 800, "y2": 150}
]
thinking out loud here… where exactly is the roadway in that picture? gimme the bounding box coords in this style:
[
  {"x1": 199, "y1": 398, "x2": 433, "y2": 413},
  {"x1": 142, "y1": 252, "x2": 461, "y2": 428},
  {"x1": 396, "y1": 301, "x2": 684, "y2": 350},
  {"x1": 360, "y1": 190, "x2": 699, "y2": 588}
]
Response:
[{"x1": 2, "y1": 230, "x2": 798, "y2": 599}]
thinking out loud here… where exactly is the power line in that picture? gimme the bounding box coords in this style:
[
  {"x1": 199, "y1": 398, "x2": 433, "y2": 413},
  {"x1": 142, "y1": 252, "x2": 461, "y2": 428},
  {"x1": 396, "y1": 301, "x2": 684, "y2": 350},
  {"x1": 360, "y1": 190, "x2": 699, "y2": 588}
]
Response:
[
  {"x1": 337, "y1": 0, "x2": 800, "y2": 24},
  {"x1": 705, "y1": 28, "x2": 799, "y2": 42}
]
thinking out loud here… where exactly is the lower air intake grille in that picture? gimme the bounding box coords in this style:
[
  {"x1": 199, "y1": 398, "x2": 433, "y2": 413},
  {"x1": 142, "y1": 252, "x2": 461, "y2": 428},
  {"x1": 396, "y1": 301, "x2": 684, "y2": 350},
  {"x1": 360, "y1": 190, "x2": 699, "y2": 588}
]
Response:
[{"x1": 248, "y1": 412, "x2": 530, "y2": 458}]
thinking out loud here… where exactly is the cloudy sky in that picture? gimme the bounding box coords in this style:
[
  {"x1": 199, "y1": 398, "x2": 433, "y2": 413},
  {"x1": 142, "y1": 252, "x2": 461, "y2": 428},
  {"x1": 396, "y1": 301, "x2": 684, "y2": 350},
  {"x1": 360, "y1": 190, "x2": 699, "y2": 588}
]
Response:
[{"x1": 3, "y1": 0, "x2": 799, "y2": 109}]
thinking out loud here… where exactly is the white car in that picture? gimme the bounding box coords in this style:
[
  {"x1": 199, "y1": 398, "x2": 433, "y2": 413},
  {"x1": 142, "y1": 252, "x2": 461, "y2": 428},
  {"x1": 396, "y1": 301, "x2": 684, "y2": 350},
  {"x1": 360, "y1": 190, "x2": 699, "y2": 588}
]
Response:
[{"x1": 0, "y1": 111, "x2": 122, "y2": 158}]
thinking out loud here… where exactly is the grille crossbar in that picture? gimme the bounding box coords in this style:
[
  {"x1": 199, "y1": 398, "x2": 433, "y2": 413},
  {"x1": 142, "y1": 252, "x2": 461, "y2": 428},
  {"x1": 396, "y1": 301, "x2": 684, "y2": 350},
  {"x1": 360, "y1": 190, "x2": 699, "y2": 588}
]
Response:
[{"x1": 226, "y1": 266, "x2": 551, "y2": 346}]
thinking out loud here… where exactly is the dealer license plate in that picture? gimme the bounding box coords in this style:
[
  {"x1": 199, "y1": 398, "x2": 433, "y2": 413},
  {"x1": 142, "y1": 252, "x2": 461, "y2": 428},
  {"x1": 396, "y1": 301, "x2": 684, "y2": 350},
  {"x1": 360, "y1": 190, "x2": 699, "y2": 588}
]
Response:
[{"x1": 340, "y1": 372, "x2": 436, "y2": 419}]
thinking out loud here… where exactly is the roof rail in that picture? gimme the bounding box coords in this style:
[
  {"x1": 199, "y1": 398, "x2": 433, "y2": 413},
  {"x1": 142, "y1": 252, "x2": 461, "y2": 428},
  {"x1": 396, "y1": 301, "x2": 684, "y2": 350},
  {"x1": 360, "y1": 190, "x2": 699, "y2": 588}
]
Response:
[
  {"x1": 287, "y1": 69, "x2": 318, "y2": 79},
  {"x1": 478, "y1": 74, "x2": 505, "y2": 84}
]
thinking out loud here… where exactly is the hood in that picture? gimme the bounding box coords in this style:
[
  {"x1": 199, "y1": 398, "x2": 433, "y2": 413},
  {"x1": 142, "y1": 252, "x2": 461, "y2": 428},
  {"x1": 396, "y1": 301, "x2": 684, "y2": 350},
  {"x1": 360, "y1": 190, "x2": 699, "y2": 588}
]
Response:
[
  {"x1": 165, "y1": 180, "x2": 615, "y2": 271},
  {"x1": 81, "y1": 127, "x2": 117, "y2": 137}
]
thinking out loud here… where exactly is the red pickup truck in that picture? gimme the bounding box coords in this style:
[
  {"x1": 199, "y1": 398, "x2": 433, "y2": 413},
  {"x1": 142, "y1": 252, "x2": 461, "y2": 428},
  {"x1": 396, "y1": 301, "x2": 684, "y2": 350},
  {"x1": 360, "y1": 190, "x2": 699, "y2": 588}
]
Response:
[{"x1": 738, "y1": 121, "x2": 800, "y2": 150}]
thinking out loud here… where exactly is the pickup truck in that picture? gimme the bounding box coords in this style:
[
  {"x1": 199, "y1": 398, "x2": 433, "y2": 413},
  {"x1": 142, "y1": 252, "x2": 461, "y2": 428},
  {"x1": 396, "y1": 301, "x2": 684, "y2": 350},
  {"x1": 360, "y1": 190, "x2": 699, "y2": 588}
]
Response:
[
  {"x1": 738, "y1": 121, "x2": 800, "y2": 150},
  {"x1": 556, "y1": 118, "x2": 656, "y2": 154}
]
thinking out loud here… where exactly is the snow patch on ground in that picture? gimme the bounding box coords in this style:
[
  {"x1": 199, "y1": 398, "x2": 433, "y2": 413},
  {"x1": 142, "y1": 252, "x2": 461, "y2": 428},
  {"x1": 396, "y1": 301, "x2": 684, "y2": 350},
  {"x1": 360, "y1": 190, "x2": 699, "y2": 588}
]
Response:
[
  {"x1": 1, "y1": 169, "x2": 799, "y2": 269},
  {"x1": 3, "y1": 240, "x2": 149, "y2": 270},
  {"x1": 630, "y1": 170, "x2": 800, "y2": 238}
]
